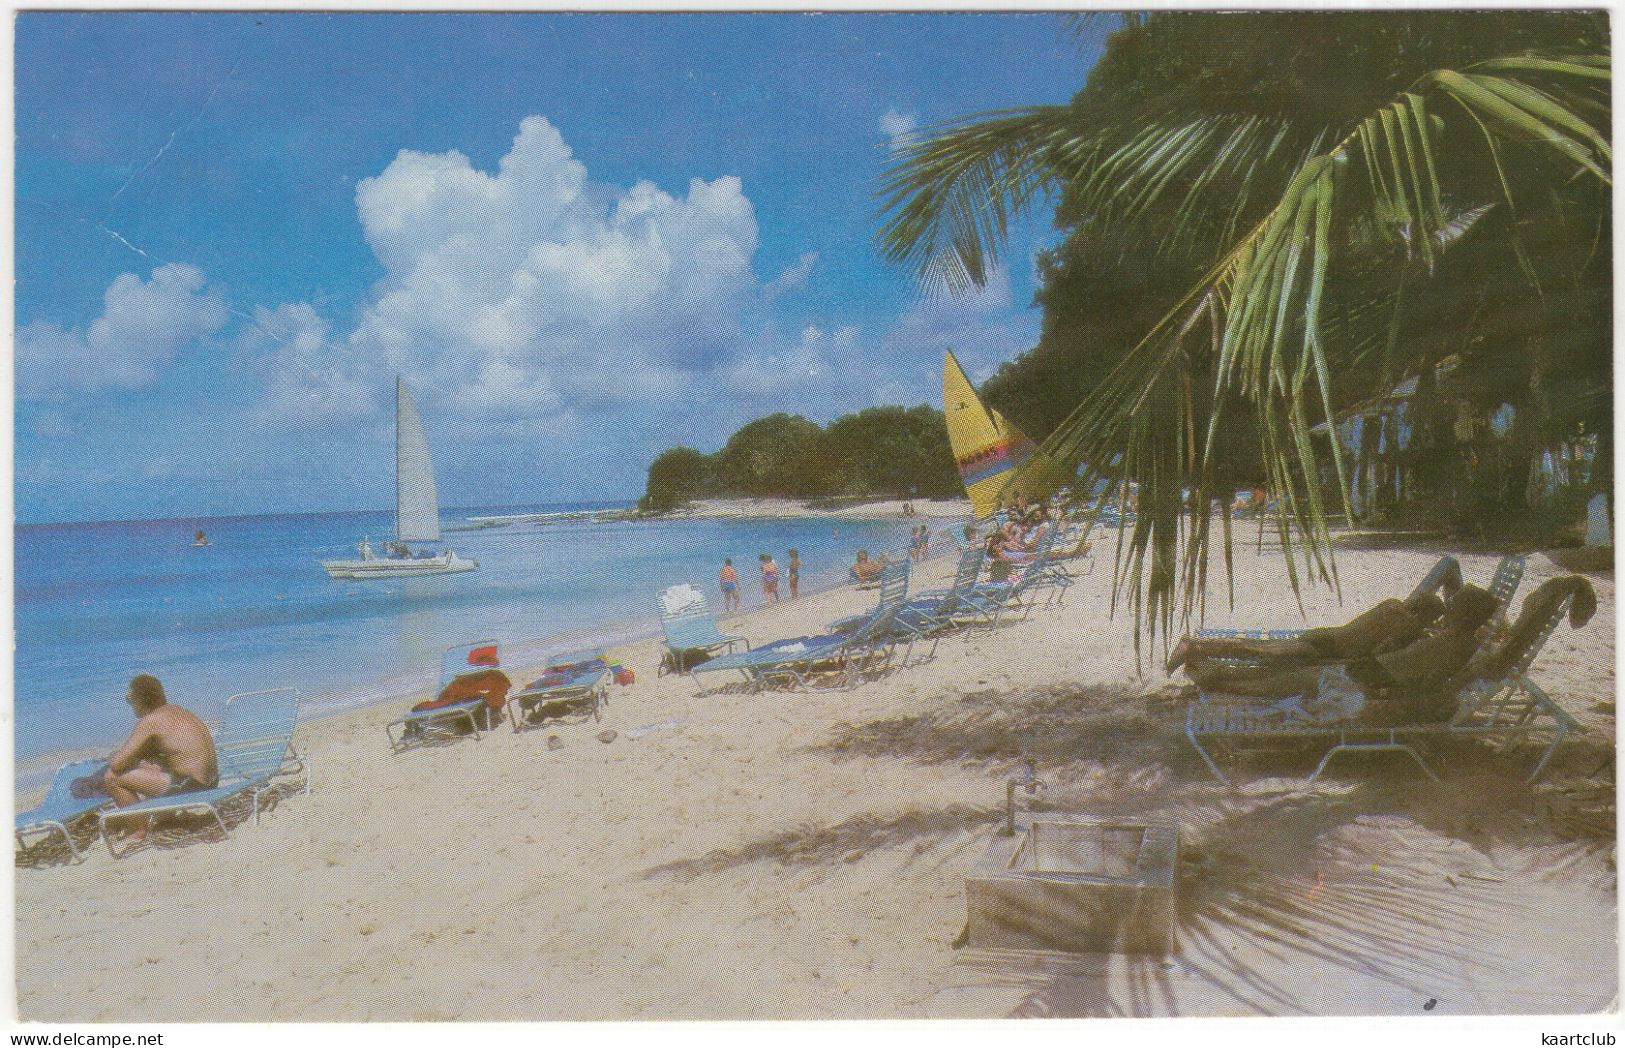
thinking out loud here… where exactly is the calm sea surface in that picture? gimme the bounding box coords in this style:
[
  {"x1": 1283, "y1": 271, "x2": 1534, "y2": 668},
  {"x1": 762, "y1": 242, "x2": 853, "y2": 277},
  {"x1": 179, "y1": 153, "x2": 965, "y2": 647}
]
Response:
[{"x1": 14, "y1": 504, "x2": 924, "y2": 772}]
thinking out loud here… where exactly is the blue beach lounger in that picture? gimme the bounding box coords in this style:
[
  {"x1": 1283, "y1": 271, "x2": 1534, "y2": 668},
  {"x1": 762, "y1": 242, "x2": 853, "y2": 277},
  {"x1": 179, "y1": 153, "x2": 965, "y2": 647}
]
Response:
[
  {"x1": 1185, "y1": 574, "x2": 1582, "y2": 786},
  {"x1": 100, "y1": 687, "x2": 307, "y2": 858},
  {"x1": 879, "y1": 547, "x2": 987, "y2": 662},
  {"x1": 508, "y1": 649, "x2": 612, "y2": 731},
  {"x1": 689, "y1": 601, "x2": 906, "y2": 694},
  {"x1": 16, "y1": 758, "x2": 112, "y2": 864},
  {"x1": 387, "y1": 640, "x2": 508, "y2": 751},
  {"x1": 657, "y1": 583, "x2": 748, "y2": 674}
]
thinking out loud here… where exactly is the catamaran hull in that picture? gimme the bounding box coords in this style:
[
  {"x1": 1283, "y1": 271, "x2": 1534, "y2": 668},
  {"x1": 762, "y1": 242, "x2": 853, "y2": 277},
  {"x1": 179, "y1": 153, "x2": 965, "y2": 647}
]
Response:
[{"x1": 321, "y1": 553, "x2": 479, "y2": 579}]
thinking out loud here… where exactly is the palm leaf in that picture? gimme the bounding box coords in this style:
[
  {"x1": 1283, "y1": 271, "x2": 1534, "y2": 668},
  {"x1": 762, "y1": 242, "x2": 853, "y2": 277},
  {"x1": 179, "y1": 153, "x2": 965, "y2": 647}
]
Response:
[{"x1": 1007, "y1": 56, "x2": 1609, "y2": 658}]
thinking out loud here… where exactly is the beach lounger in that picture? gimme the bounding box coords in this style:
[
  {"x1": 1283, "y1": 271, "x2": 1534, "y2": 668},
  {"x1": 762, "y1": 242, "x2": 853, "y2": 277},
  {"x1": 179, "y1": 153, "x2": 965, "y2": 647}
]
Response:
[
  {"x1": 101, "y1": 687, "x2": 307, "y2": 858},
  {"x1": 16, "y1": 758, "x2": 112, "y2": 864},
  {"x1": 657, "y1": 583, "x2": 748, "y2": 674},
  {"x1": 959, "y1": 527, "x2": 1063, "y2": 628},
  {"x1": 1193, "y1": 555, "x2": 1521, "y2": 643},
  {"x1": 387, "y1": 640, "x2": 509, "y2": 752},
  {"x1": 882, "y1": 547, "x2": 988, "y2": 660},
  {"x1": 829, "y1": 559, "x2": 911, "y2": 632},
  {"x1": 1185, "y1": 578, "x2": 1586, "y2": 786},
  {"x1": 689, "y1": 601, "x2": 906, "y2": 695},
  {"x1": 508, "y1": 649, "x2": 611, "y2": 731}
]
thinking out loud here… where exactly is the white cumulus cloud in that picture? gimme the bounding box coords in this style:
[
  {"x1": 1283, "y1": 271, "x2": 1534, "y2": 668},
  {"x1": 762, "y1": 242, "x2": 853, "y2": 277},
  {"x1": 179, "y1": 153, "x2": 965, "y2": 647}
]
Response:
[
  {"x1": 880, "y1": 109, "x2": 919, "y2": 152},
  {"x1": 333, "y1": 115, "x2": 762, "y2": 420},
  {"x1": 763, "y1": 251, "x2": 818, "y2": 301},
  {"x1": 18, "y1": 263, "x2": 227, "y2": 398}
]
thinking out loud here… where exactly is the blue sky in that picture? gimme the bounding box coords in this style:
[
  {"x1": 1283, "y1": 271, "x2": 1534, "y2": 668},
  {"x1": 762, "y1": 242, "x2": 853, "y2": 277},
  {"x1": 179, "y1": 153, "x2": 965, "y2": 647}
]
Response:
[{"x1": 16, "y1": 13, "x2": 1104, "y2": 523}]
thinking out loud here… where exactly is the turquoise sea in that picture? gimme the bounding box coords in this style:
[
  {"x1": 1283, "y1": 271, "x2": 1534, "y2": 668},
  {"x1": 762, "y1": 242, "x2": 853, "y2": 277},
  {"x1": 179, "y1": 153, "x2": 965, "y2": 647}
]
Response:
[{"x1": 13, "y1": 504, "x2": 927, "y2": 777}]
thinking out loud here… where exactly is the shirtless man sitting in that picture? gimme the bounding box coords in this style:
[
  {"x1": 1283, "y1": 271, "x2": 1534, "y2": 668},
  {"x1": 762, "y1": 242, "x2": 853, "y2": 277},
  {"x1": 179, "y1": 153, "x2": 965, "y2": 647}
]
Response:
[{"x1": 97, "y1": 675, "x2": 219, "y2": 827}]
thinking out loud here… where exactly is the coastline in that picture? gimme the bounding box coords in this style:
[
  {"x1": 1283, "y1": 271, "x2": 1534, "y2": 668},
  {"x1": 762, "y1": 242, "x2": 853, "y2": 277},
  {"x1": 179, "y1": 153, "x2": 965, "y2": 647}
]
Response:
[
  {"x1": 16, "y1": 537, "x2": 1615, "y2": 1019},
  {"x1": 14, "y1": 517, "x2": 969, "y2": 803},
  {"x1": 657, "y1": 497, "x2": 973, "y2": 521}
]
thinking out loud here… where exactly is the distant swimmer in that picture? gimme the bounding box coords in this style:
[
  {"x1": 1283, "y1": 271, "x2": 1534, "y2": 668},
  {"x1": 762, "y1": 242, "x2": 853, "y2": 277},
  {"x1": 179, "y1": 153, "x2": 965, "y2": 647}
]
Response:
[
  {"x1": 720, "y1": 557, "x2": 741, "y2": 613},
  {"x1": 759, "y1": 552, "x2": 781, "y2": 606}
]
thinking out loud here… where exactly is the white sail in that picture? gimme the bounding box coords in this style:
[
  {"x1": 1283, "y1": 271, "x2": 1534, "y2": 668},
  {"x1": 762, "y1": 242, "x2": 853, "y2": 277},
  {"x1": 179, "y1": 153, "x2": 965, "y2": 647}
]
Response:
[{"x1": 395, "y1": 378, "x2": 441, "y2": 543}]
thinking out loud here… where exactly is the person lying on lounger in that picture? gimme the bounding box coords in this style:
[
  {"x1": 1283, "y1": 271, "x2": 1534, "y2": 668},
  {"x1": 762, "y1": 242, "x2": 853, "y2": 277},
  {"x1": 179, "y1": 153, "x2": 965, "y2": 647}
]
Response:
[
  {"x1": 1165, "y1": 585, "x2": 1453, "y2": 675},
  {"x1": 77, "y1": 675, "x2": 220, "y2": 837},
  {"x1": 1176, "y1": 584, "x2": 1501, "y2": 702}
]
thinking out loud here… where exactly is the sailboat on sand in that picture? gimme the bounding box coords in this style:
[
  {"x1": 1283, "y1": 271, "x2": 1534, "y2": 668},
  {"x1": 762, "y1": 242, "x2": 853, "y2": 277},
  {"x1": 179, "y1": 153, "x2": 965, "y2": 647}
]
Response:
[
  {"x1": 321, "y1": 378, "x2": 479, "y2": 580},
  {"x1": 942, "y1": 349, "x2": 1057, "y2": 517}
]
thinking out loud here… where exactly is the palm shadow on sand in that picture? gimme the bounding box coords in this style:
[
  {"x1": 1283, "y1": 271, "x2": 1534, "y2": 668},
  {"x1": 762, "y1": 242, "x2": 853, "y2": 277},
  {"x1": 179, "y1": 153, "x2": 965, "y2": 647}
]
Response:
[{"x1": 643, "y1": 681, "x2": 1615, "y2": 1016}]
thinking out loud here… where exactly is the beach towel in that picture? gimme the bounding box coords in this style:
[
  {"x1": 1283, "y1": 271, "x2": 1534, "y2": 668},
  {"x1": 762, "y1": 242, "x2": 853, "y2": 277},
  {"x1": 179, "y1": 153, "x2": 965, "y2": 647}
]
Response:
[
  {"x1": 414, "y1": 667, "x2": 512, "y2": 714},
  {"x1": 524, "y1": 659, "x2": 608, "y2": 692},
  {"x1": 659, "y1": 584, "x2": 706, "y2": 617},
  {"x1": 1461, "y1": 575, "x2": 1597, "y2": 684}
]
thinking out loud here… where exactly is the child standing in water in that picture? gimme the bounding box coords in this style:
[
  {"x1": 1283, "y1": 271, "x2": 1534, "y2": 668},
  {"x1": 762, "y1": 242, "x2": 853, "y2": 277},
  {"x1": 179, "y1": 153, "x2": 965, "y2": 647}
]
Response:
[
  {"x1": 787, "y1": 548, "x2": 801, "y2": 600},
  {"x1": 759, "y1": 552, "x2": 781, "y2": 605},
  {"x1": 720, "y1": 558, "x2": 740, "y2": 612}
]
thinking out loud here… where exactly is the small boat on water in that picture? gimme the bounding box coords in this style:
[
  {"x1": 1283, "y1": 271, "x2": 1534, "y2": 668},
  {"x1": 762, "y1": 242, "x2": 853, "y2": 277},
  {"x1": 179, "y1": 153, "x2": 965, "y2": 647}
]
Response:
[
  {"x1": 193, "y1": 529, "x2": 210, "y2": 547},
  {"x1": 322, "y1": 378, "x2": 479, "y2": 580}
]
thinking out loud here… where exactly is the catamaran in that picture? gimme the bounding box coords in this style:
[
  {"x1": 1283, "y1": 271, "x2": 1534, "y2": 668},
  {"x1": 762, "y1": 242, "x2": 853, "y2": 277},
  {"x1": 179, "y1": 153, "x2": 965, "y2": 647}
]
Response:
[{"x1": 321, "y1": 378, "x2": 478, "y2": 579}]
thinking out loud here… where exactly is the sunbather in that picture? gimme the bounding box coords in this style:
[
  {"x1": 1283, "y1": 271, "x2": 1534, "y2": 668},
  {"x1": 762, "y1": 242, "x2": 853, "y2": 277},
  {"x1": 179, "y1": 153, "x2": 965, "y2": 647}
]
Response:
[
  {"x1": 1166, "y1": 588, "x2": 1450, "y2": 675},
  {"x1": 88, "y1": 675, "x2": 220, "y2": 838},
  {"x1": 852, "y1": 549, "x2": 884, "y2": 584},
  {"x1": 1182, "y1": 584, "x2": 1501, "y2": 701}
]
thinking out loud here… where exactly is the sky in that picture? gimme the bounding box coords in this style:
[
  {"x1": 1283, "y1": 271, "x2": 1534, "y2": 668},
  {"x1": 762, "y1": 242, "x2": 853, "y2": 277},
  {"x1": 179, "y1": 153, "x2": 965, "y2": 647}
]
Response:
[{"x1": 15, "y1": 12, "x2": 1105, "y2": 524}]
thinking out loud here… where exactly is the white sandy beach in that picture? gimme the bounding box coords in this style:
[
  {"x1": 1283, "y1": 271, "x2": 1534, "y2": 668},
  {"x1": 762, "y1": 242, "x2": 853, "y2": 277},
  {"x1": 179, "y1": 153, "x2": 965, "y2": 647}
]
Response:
[{"x1": 13, "y1": 537, "x2": 1616, "y2": 1020}]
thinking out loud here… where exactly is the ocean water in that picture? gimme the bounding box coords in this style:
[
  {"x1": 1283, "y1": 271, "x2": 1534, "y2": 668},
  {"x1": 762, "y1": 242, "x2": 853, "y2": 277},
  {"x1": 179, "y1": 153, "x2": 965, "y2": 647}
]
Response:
[{"x1": 13, "y1": 504, "x2": 926, "y2": 773}]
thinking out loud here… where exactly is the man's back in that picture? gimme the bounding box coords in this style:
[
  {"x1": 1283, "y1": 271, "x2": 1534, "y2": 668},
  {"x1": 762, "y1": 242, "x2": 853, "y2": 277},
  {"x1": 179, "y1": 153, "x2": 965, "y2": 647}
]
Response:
[{"x1": 137, "y1": 705, "x2": 218, "y2": 786}]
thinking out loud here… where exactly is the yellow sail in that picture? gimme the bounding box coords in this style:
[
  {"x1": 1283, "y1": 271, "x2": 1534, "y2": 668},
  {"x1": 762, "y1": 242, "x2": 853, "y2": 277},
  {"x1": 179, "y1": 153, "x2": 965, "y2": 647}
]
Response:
[{"x1": 943, "y1": 350, "x2": 1049, "y2": 517}]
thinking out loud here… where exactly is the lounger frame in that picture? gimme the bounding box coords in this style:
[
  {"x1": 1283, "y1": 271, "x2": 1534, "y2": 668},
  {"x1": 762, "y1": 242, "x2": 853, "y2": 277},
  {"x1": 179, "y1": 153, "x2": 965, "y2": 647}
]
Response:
[
  {"x1": 1185, "y1": 585, "x2": 1582, "y2": 786},
  {"x1": 100, "y1": 688, "x2": 308, "y2": 858},
  {"x1": 508, "y1": 649, "x2": 611, "y2": 732},
  {"x1": 15, "y1": 758, "x2": 113, "y2": 864}
]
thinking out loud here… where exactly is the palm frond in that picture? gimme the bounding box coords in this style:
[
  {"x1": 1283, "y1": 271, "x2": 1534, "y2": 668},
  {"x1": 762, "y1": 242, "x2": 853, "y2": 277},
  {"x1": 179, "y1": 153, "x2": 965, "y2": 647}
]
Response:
[
  {"x1": 875, "y1": 106, "x2": 1080, "y2": 294},
  {"x1": 1006, "y1": 55, "x2": 1610, "y2": 659}
]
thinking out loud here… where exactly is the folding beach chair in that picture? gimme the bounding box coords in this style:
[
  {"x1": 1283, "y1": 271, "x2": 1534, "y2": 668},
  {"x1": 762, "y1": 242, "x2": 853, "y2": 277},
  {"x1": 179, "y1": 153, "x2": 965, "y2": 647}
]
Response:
[
  {"x1": 101, "y1": 687, "x2": 307, "y2": 858},
  {"x1": 16, "y1": 758, "x2": 112, "y2": 864},
  {"x1": 508, "y1": 649, "x2": 611, "y2": 731},
  {"x1": 387, "y1": 640, "x2": 508, "y2": 752},
  {"x1": 657, "y1": 583, "x2": 748, "y2": 674},
  {"x1": 689, "y1": 601, "x2": 907, "y2": 695},
  {"x1": 1185, "y1": 579, "x2": 1586, "y2": 786}
]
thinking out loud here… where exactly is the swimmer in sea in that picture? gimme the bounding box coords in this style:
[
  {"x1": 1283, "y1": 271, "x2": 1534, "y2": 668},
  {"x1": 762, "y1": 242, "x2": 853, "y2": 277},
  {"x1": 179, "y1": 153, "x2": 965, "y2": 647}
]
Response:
[
  {"x1": 720, "y1": 558, "x2": 741, "y2": 612},
  {"x1": 759, "y1": 552, "x2": 781, "y2": 605}
]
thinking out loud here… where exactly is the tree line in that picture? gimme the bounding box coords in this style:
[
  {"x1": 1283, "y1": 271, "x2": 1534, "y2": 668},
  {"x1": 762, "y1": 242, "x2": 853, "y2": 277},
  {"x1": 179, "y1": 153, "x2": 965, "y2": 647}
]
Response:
[{"x1": 641, "y1": 405, "x2": 963, "y2": 512}]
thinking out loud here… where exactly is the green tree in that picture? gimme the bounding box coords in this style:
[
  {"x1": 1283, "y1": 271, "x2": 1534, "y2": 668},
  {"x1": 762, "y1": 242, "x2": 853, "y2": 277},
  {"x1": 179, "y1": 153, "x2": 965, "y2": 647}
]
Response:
[
  {"x1": 713, "y1": 413, "x2": 827, "y2": 497},
  {"x1": 640, "y1": 446, "x2": 714, "y2": 511},
  {"x1": 824, "y1": 404, "x2": 962, "y2": 498},
  {"x1": 878, "y1": 11, "x2": 1610, "y2": 648}
]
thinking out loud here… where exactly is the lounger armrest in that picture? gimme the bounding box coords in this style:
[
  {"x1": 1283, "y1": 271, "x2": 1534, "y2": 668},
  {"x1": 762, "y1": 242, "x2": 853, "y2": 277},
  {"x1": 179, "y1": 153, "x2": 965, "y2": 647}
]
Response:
[{"x1": 1520, "y1": 678, "x2": 1584, "y2": 734}]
